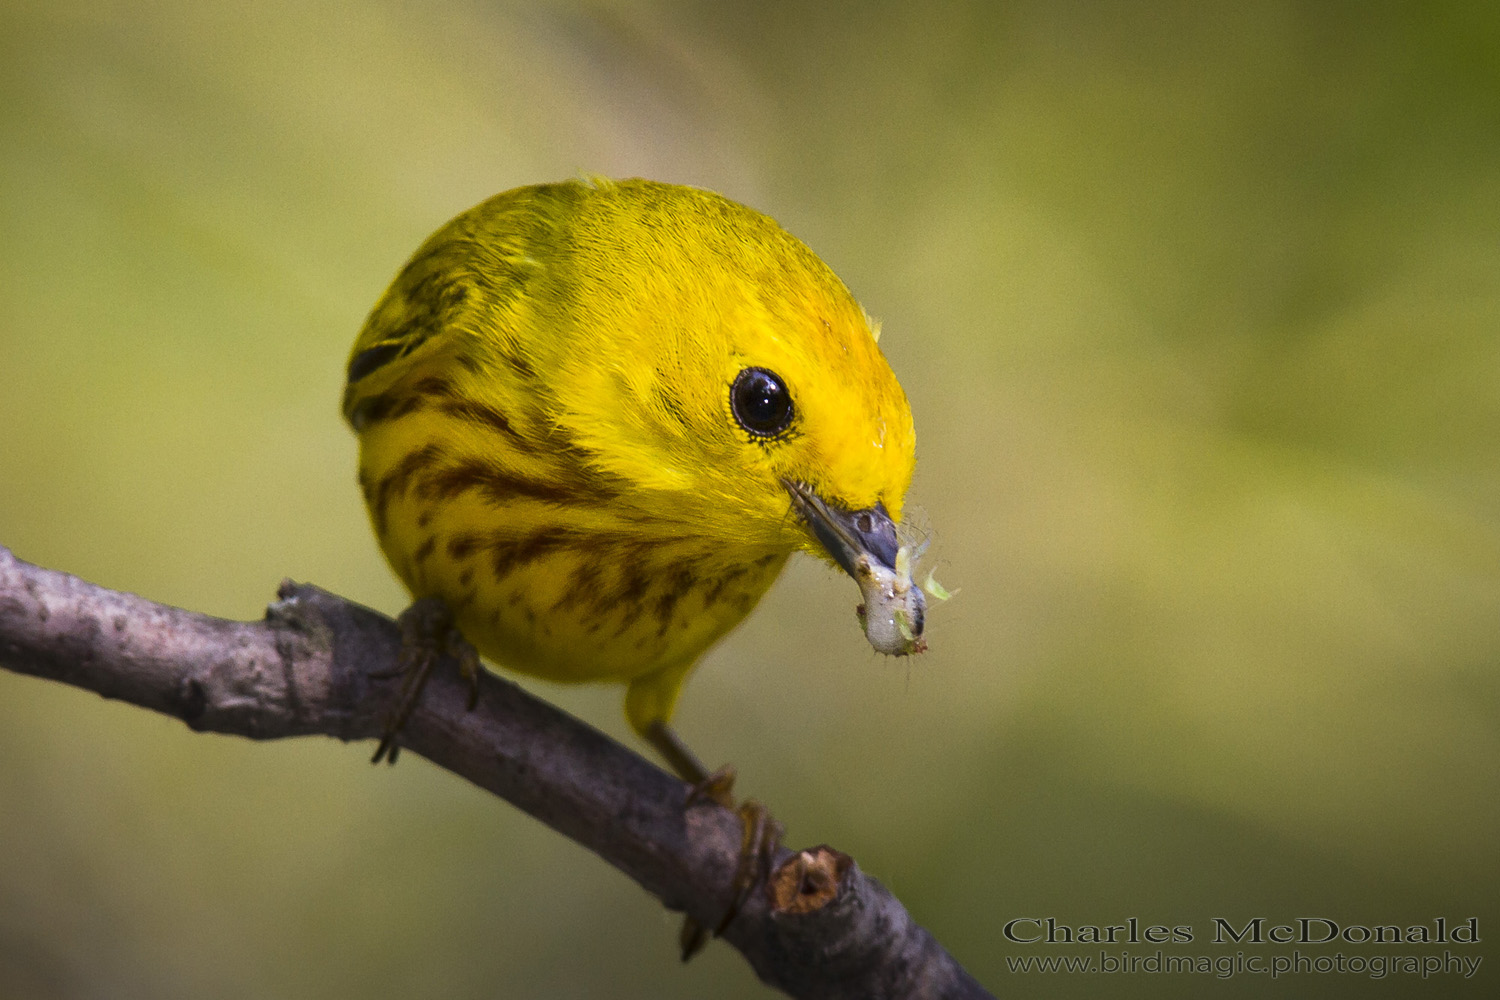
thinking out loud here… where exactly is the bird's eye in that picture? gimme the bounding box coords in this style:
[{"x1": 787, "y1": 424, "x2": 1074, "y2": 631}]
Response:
[{"x1": 730, "y1": 367, "x2": 794, "y2": 437}]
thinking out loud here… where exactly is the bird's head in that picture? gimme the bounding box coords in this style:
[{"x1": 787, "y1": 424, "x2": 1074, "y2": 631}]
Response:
[{"x1": 549, "y1": 180, "x2": 926, "y2": 653}]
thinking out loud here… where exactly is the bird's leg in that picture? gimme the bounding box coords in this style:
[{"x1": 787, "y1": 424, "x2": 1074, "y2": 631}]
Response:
[
  {"x1": 646, "y1": 719, "x2": 734, "y2": 802},
  {"x1": 645, "y1": 721, "x2": 783, "y2": 960},
  {"x1": 371, "y1": 597, "x2": 481, "y2": 765}
]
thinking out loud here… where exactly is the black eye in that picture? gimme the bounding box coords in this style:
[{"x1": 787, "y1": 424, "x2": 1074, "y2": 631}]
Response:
[{"x1": 730, "y1": 367, "x2": 794, "y2": 437}]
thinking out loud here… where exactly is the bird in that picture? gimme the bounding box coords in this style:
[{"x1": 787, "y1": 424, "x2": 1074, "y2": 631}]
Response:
[{"x1": 343, "y1": 176, "x2": 929, "y2": 952}]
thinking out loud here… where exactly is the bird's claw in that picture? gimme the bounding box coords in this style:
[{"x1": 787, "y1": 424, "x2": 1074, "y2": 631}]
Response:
[
  {"x1": 684, "y1": 765, "x2": 738, "y2": 809},
  {"x1": 370, "y1": 597, "x2": 479, "y2": 764},
  {"x1": 643, "y1": 720, "x2": 784, "y2": 959},
  {"x1": 680, "y1": 787, "x2": 783, "y2": 961}
]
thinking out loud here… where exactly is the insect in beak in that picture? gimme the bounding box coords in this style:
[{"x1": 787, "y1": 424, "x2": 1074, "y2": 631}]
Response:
[{"x1": 783, "y1": 480, "x2": 927, "y2": 655}]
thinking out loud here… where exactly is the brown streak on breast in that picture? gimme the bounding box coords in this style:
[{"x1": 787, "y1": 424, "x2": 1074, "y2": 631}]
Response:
[
  {"x1": 437, "y1": 398, "x2": 529, "y2": 447},
  {"x1": 702, "y1": 564, "x2": 750, "y2": 608},
  {"x1": 486, "y1": 528, "x2": 572, "y2": 582},
  {"x1": 373, "y1": 443, "x2": 445, "y2": 536},
  {"x1": 652, "y1": 560, "x2": 700, "y2": 637},
  {"x1": 423, "y1": 459, "x2": 617, "y2": 508},
  {"x1": 447, "y1": 532, "x2": 481, "y2": 560},
  {"x1": 551, "y1": 561, "x2": 605, "y2": 615}
]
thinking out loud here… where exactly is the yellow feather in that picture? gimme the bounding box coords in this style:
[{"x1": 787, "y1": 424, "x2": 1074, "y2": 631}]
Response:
[{"x1": 346, "y1": 178, "x2": 919, "y2": 735}]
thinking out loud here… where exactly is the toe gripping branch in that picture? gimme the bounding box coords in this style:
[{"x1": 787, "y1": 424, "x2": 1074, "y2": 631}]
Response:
[
  {"x1": 646, "y1": 721, "x2": 785, "y2": 961},
  {"x1": 371, "y1": 597, "x2": 480, "y2": 765}
]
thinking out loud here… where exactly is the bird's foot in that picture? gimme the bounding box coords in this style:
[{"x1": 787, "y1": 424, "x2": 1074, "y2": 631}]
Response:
[
  {"x1": 646, "y1": 723, "x2": 784, "y2": 960},
  {"x1": 371, "y1": 597, "x2": 480, "y2": 765},
  {"x1": 678, "y1": 794, "x2": 782, "y2": 960}
]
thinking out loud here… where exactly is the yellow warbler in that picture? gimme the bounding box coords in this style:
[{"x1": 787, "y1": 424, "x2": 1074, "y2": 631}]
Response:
[{"x1": 344, "y1": 177, "x2": 925, "y2": 771}]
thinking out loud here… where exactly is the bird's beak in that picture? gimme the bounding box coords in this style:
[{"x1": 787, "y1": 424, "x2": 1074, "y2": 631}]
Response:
[
  {"x1": 783, "y1": 480, "x2": 900, "y2": 578},
  {"x1": 783, "y1": 480, "x2": 927, "y2": 654}
]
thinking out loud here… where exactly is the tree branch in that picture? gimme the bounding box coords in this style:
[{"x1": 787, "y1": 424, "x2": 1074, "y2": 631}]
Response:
[{"x1": 0, "y1": 545, "x2": 992, "y2": 1000}]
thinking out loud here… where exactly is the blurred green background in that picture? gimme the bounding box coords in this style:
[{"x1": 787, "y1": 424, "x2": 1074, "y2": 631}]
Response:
[{"x1": 2, "y1": 1, "x2": 1497, "y2": 997}]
